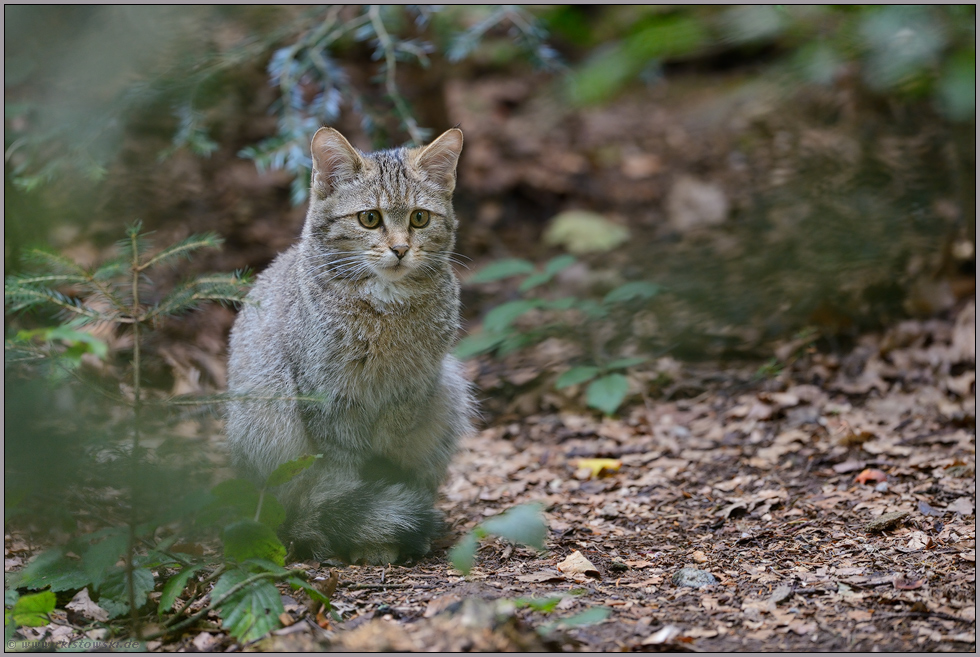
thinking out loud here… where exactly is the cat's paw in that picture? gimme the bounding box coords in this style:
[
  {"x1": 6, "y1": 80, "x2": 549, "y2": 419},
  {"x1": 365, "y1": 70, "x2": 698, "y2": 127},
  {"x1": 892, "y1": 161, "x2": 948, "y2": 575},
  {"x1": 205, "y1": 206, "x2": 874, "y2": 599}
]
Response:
[
  {"x1": 348, "y1": 545, "x2": 402, "y2": 566},
  {"x1": 348, "y1": 537, "x2": 432, "y2": 565}
]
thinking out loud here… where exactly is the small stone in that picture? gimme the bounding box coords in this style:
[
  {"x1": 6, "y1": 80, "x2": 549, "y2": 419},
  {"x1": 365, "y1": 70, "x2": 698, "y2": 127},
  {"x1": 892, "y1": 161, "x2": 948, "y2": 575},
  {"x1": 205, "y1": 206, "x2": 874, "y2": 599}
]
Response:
[
  {"x1": 864, "y1": 510, "x2": 910, "y2": 533},
  {"x1": 671, "y1": 567, "x2": 717, "y2": 589}
]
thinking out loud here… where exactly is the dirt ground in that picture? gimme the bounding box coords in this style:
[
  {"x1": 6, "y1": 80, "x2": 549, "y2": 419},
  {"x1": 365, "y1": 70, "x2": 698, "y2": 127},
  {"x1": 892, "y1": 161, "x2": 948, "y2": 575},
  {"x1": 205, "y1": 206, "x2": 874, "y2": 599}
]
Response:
[{"x1": 5, "y1": 57, "x2": 976, "y2": 652}]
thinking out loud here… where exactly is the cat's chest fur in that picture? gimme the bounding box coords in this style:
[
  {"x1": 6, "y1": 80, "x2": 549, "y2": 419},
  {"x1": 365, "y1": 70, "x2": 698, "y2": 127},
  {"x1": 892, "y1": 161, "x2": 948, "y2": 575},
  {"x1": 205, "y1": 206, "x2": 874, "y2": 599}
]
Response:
[{"x1": 290, "y1": 273, "x2": 457, "y2": 404}]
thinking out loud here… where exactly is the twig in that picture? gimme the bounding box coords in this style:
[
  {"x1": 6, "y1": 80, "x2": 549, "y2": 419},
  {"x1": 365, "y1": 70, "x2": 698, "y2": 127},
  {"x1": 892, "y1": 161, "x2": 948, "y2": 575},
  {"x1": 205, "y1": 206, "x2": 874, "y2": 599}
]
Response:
[
  {"x1": 876, "y1": 610, "x2": 974, "y2": 624},
  {"x1": 342, "y1": 583, "x2": 437, "y2": 590},
  {"x1": 368, "y1": 5, "x2": 424, "y2": 145}
]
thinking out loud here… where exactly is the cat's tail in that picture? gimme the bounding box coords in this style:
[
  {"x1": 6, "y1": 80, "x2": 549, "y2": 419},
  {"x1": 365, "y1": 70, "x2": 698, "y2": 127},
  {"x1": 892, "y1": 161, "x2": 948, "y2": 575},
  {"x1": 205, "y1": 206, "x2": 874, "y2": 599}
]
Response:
[{"x1": 282, "y1": 474, "x2": 443, "y2": 565}]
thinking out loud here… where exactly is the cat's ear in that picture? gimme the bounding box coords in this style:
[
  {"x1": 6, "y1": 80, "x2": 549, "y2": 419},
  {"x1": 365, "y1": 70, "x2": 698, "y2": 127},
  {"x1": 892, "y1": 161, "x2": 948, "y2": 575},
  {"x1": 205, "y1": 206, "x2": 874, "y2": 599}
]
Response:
[
  {"x1": 311, "y1": 128, "x2": 366, "y2": 198},
  {"x1": 416, "y1": 128, "x2": 463, "y2": 193}
]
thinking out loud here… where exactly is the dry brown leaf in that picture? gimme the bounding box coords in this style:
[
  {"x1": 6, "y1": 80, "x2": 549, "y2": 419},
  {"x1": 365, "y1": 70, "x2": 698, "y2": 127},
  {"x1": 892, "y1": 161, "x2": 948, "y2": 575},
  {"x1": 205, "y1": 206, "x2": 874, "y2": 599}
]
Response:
[
  {"x1": 893, "y1": 576, "x2": 924, "y2": 590},
  {"x1": 692, "y1": 550, "x2": 708, "y2": 564},
  {"x1": 947, "y1": 497, "x2": 975, "y2": 515},
  {"x1": 642, "y1": 625, "x2": 682, "y2": 645},
  {"x1": 65, "y1": 588, "x2": 108, "y2": 622},
  {"x1": 854, "y1": 468, "x2": 888, "y2": 485},
  {"x1": 515, "y1": 570, "x2": 565, "y2": 583},
  {"x1": 557, "y1": 550, "x2": 600, "y2": 578}
]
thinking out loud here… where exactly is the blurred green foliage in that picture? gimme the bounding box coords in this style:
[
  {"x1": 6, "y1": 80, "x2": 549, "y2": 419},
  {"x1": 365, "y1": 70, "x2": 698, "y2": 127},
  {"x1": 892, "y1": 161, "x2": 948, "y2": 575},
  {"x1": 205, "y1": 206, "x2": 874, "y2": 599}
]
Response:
[
  {"x1": 457, "y1": 253, "x2": 659, "y2": 415},
  {"x1": 554, "y1": 5, "x2": 975, "y2": 120},
  {"x1": 6, "y1": 5, "x2": 970, "y2": 222},
  {"x1": 3, "y1": 225, "x2": 332, "y2": 642}
]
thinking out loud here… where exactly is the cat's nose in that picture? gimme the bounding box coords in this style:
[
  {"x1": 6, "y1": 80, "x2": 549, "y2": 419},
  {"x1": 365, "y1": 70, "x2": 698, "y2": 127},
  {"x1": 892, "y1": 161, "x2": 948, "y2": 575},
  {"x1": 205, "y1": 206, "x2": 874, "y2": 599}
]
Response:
[{"x1": 390, "y1": 244, "x2": 409, "y2": 259}]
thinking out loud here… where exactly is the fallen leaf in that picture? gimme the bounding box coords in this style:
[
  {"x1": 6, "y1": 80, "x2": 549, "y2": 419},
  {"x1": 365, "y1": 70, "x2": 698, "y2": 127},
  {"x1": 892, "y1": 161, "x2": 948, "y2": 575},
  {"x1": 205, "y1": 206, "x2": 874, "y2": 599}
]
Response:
[
  {"x1": 574, "y1": 458, "x2": 622, "y2": 478},
  {"x1": 788, "y1": 621, "x2": 817, "y2": 635},
  {"x1": 692, "y1": 550, "x2": 708, "y2": 564},
  {"x1": 854, "y1": 468, "x2": 887, "y2": 484},
  {"x1": 557, "y1": 551, "x2": 600, "y2": 578},
  {"x1": 316, "y1": 606, "x2": 331, "y2": 629},
  {"x1": 832, "y1": 460, "x2": 865, "y2": 474},
  {"x1": 278, "y1": 612, "x2": 295, "y2": 627},
  {"x1": 516, "y1": 570, "x2": 566, "y2": 583},
  {"x1": 683, "y1": 627, "x2": 719, "y2": 638},
  {"x1": 947, "y1": 497, "x2": 975, "y2": 515},
  {"x1": 192, "y1": 633, "x2": 215, "y2": 652},
  {"x1": 906, "y1": 531, "x2": 933, "y2": 551},
  {"x1": 893, "y1": 576, "x2": 924, "y2": 590},
  {"x1": 847, "y1": 610, "x2": 873, "y2": 622},
  {"x1": 917, "y1": 501, "x2": 943, "y2": 517},
  {"x1": 864, "y1": 510, "x2": 909, "y2": 532},
  {"x1": 766, "y1": 584, "x2": 794, "y2": 608},
  {"x1": 642, "y1": 625, "x2": 682, "y2": 645},
  {"x1": 65, "y1": 588, "x2": 108, "y2": 622}
]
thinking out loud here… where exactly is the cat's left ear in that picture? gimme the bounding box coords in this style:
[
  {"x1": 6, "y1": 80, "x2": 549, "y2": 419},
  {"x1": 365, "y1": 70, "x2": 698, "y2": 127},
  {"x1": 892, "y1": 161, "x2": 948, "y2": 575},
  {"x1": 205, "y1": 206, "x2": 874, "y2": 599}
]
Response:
[{"x1": 416, "y1": 128, "x2": 463, "y2": 193}]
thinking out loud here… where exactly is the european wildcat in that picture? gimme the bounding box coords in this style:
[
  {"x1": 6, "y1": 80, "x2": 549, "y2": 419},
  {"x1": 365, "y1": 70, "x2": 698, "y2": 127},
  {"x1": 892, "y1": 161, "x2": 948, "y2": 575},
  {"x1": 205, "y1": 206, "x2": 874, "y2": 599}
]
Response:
[{"x1": 226, "y1": 127, "x2": 473, "y2": 565}]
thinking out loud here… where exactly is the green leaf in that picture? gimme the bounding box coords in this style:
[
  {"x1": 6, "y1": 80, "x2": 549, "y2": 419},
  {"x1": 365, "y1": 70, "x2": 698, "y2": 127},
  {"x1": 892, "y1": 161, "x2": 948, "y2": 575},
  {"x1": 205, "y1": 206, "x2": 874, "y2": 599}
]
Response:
[
  {"x1": 240, "y1": 559, "x2": 290, "y2": 575},
  {"x1": 544, "y1": 254, "x2": 577, "y2": 276},
  {"x1": 606, "y1": 356, "x2": 647, "y2": 370},
  {"x1": 4, "y1": 591, "x2": 55, "y2": 627},
  {"x1": 222, "y1": 520, "x2": 286, "y2": 567},
  {"x1": 586, "y1": 374, "x2": 630, "y2": 415},
  {"x1": 204, "y1": 478, "x2": 283, "y2": 529},
  {"x1": 449, "y1": 532, "x2": 479, "y2": 576},
  {"x1": 213, "y1": 569, "x2": 284, "y2": 643},
  {"x1": 556, "y1": 606, "x2": 610, "y2": 627},
  {"x1": 467, "y1": 259, "x2": 535, "y2": 284},
  {"x1": 454, "y1": 332, "x2": 507, "y2": 360},
  {"x1": 286, "y1": 577, "x2": 331, "y2": 608},
  {"x1": 603, "y1": 281, "x2": 660, "y2": 304},
  {"x1": 542, "y1": 297, "x2": 580, "y2": 311},
  {"x1": 543, "y1": 211, "x2": 630, "y2": 254},
  {"x1": 12, "y1": 549, "x2": 90, "y2": 592},
  {"x1": 265, "y1": 454, "x2": 322, "y2": 488},
  {"x1": 81, "y1": 530, "x2": 129, "y2": 589},
  {"x1": 5, "y1": 590, "x2": 19, "y2": 606},
  {"x1": 555, "y1": 366, "x2": 599, "y2": 389},
  {"x1": 517, "y1": 272, "x2": 552, "y2": 293},
  {"x1": 480, "y1": 503, "x2": 547, "y2": 550},
  {"x1": 158, "y1": 565, "x2": 204, "y2": 616},
  {"x1": 97, "y1": 568, "x2": 155, "y2": 619},
  {"x1": 514, "y1": 596, "x2": 563, "y2": 613},
  {"x1": 483, "y1": 300, "x2": 541, "y2": 334}
]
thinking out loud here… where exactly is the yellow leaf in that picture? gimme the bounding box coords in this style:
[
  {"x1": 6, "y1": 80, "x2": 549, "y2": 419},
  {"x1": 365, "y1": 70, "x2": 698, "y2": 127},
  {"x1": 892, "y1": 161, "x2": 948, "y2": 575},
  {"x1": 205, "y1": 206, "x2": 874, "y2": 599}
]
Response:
[{"x1": 575, "y1": 458, "x2": 622, "y2": 478}]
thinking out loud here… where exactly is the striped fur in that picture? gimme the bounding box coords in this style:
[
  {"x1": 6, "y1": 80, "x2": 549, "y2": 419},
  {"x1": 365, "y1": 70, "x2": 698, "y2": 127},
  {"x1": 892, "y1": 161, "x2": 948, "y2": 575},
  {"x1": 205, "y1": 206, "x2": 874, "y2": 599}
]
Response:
[{"x1": 226, "y1": 128, "x2": 473, "y2": 564}]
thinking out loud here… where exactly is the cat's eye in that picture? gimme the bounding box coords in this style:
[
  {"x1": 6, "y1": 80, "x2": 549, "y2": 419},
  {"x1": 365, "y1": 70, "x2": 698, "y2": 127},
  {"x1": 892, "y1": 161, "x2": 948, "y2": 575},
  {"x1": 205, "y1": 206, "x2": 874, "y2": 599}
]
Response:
[
  {"x1": 357, "y1": 210, "x2": 382, "y2": 229},
  {"x1": 410, "y1": 209, "x2": 431, "y2": 228}
]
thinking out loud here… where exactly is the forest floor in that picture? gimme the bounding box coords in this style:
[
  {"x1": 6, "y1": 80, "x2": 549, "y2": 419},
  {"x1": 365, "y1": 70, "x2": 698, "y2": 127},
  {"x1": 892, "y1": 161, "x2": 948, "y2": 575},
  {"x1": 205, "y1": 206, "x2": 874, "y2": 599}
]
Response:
[
  {"x1": 6, "y1": 305, "x2": 975, "y2": 652},
  {"x1": 5, "y1": 60, "x2": 976, "y2": 652}
]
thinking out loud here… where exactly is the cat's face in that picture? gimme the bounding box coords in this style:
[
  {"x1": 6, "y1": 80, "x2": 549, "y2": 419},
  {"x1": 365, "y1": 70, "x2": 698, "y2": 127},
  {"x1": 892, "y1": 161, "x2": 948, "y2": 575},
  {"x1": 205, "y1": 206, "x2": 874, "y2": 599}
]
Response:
[{"x1": 302, "y1": 129, "x2": 463, "y2": 288}]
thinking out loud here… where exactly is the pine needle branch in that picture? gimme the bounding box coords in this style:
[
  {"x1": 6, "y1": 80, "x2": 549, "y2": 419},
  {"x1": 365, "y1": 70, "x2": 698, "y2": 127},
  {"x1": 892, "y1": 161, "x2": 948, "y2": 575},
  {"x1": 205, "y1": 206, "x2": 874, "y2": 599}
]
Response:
[{"x1": 138, "y1": 233, "x2": 224, "y2": 271}]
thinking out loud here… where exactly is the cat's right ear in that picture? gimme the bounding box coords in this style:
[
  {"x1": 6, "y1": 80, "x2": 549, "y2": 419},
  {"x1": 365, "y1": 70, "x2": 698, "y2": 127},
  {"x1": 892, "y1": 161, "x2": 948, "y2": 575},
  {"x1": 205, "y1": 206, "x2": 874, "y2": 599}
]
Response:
[{"x1": 311, "y1": 128, "x2": 366, "y2": 198}]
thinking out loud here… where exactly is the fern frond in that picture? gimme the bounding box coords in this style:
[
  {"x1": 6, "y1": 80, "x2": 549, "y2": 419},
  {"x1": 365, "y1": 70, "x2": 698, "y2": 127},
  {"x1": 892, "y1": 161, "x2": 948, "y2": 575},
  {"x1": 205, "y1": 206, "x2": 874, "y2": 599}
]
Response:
[{"x1": 139, "y1": 233, "x2": 224, "y2": 271}]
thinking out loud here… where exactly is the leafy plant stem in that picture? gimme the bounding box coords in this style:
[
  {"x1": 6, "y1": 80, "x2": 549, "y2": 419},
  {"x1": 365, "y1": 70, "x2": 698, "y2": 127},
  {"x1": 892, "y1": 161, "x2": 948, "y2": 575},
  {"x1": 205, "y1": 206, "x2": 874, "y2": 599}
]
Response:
[
  {"x1": 126, "y1": 228, "x2": 144, "y2": 640},
  {"x1": 166, "y1": 566, "x2": 226, "y2": 624},
  {"x1": 144, "y1": 569, "x2": 304, "y2": 641}
]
